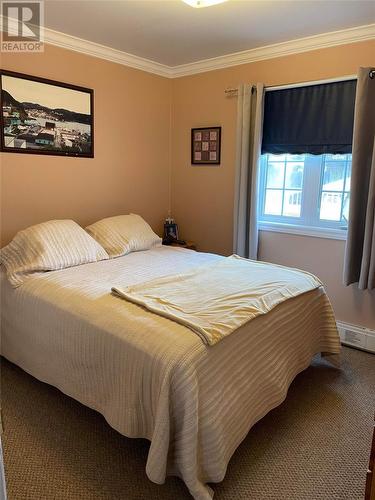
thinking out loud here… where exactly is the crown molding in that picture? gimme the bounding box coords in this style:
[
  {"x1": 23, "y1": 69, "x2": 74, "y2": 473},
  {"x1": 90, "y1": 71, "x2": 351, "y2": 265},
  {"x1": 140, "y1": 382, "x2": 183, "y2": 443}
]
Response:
[
  {"x1": 1, "y1": 16, "x2": 374, "y2": 79},
  {"x1": 170, "y1": 23, "x2": 375, "y2": 77},
  {"x1": 0, "y1": 16, "x2": 173, "y2": 78},
  {"x1": 43, "y1": 26, "x2": 174, "y2": 78}
]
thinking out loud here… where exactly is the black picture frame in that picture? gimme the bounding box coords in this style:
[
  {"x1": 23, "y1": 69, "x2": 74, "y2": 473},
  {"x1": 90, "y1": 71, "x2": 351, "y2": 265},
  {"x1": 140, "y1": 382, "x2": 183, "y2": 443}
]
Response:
[
  {"x1": 163, "y1": 222, "x2": 179, "y2": 242},
  {"x1": 0, "y1": 69, "x2": 94, "y2": 158},
  {"x1": 191, "y1": 126, "x2": 221, "y2": 165}
]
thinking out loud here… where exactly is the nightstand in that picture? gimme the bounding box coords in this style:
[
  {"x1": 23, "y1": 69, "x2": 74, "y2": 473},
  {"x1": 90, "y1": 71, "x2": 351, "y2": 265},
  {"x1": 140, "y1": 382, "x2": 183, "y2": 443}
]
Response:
[{"x1": 166, "y1": 241, "x2": 197, "y2": 251}]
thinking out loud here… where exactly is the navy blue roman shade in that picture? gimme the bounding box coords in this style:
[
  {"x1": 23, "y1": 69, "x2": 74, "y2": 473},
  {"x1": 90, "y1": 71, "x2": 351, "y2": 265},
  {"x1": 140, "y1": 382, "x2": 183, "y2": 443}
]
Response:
[{"x1": 261, "y1": 79, "x2": 357, "y2": 155}]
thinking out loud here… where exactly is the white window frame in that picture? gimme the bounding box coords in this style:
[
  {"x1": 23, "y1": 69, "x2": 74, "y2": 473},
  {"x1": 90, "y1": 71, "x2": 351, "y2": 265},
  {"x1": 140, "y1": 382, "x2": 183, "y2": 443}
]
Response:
[{"x1": 258, "y1": 154, "x2": 351, "y2": 241}]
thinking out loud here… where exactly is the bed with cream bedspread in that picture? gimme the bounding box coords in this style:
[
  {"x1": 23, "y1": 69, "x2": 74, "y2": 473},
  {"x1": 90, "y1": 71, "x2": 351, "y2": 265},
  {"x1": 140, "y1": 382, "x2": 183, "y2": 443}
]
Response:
[{"x1": 1, "y1": 246, "x2": 341, "y2": 499}]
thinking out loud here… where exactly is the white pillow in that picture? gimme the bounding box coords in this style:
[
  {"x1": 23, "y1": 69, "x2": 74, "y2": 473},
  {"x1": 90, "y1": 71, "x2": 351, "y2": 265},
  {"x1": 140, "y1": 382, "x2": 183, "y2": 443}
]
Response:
[
  {"x1": 85, "y1": 214, "x2": 161, "y2": 258},
  {"x1": 1, "y1": 219, "x2": 109, "y2": 287}
]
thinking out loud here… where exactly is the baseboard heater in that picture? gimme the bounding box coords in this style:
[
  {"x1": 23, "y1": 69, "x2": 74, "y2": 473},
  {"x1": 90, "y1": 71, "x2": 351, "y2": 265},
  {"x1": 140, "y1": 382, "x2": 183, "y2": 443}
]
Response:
[{"x1": 337, "y1": 321, "x2": 375, "y2": 354}]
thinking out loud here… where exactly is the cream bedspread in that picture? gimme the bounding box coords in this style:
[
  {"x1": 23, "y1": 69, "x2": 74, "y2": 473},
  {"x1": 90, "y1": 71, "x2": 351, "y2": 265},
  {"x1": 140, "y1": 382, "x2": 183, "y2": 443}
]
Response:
[
  {"x1": 1, "y1": 247, "x2": 341, "y2": 499},
  {"x1": 112, "y1": 255, "x2": 322, "y2": 346}
]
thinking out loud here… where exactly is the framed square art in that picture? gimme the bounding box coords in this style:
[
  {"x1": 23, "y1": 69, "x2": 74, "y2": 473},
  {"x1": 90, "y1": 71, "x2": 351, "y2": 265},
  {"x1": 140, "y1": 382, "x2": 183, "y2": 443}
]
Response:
[
  {"x1": 191, "y1": 126, "x2": 221, "y2": 165},
  {"x1": 0, "y1": 70, "x2": 94, "y2": 158}
]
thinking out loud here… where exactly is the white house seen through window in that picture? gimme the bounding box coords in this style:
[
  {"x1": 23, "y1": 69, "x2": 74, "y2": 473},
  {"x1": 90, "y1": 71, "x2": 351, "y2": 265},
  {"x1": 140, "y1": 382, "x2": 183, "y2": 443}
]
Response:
[{"x1": 258, "y1": 153, "x2": 352, "y2": 231}]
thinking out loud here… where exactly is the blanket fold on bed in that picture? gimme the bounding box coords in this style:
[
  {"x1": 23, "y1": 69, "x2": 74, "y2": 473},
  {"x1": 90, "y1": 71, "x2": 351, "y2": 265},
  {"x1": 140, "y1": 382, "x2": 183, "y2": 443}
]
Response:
[{"x1": 112, "y1": 255, "x2": 322, "y2": 346}]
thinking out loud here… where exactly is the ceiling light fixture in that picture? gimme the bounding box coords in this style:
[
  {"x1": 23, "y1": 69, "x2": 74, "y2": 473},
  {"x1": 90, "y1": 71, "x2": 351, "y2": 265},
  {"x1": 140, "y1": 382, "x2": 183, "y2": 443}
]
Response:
[{"x1": 182, "y1": 0, "x2": 228, "y2": 8}]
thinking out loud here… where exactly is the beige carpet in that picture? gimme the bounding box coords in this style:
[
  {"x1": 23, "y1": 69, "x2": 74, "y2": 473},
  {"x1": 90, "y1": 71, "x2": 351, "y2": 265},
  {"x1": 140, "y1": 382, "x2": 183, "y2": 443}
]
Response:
[{"x1": 1, "y1": 346, "x2": 374, "y2": 500}]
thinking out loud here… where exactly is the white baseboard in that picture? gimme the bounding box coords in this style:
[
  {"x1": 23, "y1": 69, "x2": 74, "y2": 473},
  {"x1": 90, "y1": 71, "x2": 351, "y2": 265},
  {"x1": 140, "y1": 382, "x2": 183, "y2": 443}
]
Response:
[{"x1": 336, "y1": 321, "x2": 375, "y2": 354}]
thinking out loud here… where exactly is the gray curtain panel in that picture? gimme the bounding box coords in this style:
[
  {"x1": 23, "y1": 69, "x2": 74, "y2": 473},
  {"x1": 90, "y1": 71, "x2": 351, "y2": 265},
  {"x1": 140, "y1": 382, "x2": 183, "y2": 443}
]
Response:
[
  {"x1": 233, "y1": 83, "x2": 264, "y2": 259},
  {"x1": 344, "y1": 67, "x2": 375, "y2": 290}
]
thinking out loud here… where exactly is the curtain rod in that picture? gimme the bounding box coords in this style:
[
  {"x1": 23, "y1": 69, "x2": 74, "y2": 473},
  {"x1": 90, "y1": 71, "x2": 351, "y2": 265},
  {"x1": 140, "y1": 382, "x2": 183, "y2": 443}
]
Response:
[{"x1": 224, "y1": 74, "x2": 357, "y2": 96}]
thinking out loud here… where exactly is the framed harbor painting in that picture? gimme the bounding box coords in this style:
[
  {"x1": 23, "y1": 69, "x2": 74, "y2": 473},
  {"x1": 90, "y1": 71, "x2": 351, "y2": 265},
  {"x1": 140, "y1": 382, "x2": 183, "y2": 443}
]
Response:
[
  {"x1": 0, "y1": 70, "x2": 94, "y2": 157},
  {"x1": 191, "y1": 126, "x2": 221, "y2": 165}
]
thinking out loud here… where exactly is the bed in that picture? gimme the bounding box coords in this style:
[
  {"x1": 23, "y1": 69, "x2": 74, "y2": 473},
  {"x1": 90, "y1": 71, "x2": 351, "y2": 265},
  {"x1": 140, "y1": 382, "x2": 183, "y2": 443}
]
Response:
[{"x1": 1, "y1": 245, "x2": 341, "y2": 499}]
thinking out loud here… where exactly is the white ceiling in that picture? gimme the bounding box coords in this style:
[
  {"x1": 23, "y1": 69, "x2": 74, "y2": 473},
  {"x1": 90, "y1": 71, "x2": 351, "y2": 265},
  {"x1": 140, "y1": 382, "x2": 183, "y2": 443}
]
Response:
[{"x1": 44, "y1": 0, "x2": 375, "y2": 67}]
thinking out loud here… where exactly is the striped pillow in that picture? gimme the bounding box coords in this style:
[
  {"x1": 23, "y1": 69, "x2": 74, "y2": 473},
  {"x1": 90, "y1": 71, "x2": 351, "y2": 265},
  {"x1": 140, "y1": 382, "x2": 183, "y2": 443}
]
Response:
[
  {"x1": 85, "y1": 214, "x2": 162, "y2": 258},
  {"x1": 1, "y1": 220, "x2": 109, "y2": 287}
]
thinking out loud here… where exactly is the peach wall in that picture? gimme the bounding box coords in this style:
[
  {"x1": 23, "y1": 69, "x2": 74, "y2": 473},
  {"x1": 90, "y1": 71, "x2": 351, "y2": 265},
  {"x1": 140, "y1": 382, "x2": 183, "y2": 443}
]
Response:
[
  {"x1": 0, "y1": 44, "x2": 172, "y2": 245},
  {"x1": 259, "y1": 232, "x2": 375, "y2": 330},
  {"x1": 171, "y1": 40, "x2": 375, "y2": 329}
]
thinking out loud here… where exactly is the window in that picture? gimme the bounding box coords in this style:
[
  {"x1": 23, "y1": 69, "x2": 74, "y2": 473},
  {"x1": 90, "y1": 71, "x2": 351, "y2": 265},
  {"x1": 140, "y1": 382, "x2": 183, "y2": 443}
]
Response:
[
  {"x1": 259, "y1": 77, "x2": 356, "y2": 239},
  {"x1": 258, "y1": 153, "x2": 352, "y2": 237}
]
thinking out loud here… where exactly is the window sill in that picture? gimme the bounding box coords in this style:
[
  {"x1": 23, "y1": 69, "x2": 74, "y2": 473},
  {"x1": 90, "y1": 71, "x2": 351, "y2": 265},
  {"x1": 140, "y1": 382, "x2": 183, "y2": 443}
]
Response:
[{"x1": 258, "y1": 221, "x2": 347, "y2": 241}]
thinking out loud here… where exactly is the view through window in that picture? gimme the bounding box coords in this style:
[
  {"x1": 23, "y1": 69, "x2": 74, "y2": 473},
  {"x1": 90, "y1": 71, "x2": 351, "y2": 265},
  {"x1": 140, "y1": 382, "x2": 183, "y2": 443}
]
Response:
[{"x1": 259, "y1": 153, "x2": 352, "y2": 229}]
